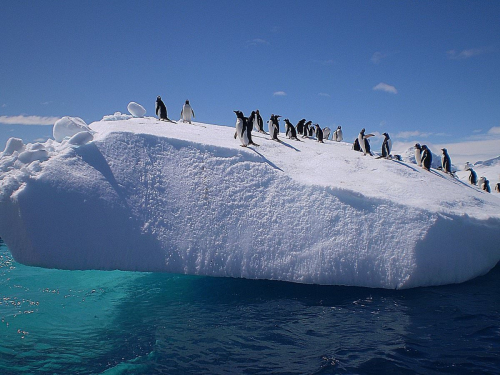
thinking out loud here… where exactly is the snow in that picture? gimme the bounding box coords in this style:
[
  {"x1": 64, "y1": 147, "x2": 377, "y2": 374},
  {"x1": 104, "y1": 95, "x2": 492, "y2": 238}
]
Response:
[
  {"x1": 53, "y1": 116, "x2": 91, "y2": 142},
  {"x1": 0, "y1": 115, "x2": 499, "y2": 289},
  {"x1": 127, "y1": 102, "x2": 146, "y2": 118},
  {"x1": 2, "y1": 137, "x2": 25, "y2": 156}
]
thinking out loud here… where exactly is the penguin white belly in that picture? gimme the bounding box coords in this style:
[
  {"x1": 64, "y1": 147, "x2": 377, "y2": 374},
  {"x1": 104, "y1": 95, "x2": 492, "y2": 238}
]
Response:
[
  {"x1": 415, "y1": 150, "x2": 422, "y2": 166},
  {"x1": 388, "y1": 139, "x2": 392, "y2": 154},
  {"x1": 335, "y1": 129, "x2": 343, "y2": 142},
  {"x1": 358, "y1": 134, "x2": 367, "y2": 154},
  {"x1": 253, "y1": 117, "x2": 259, "y2": 131},
  {"x1": 182, "y1": 105, "x2": 192, "y2": 122},
  {"x1": 235, "y1": 119, "x2": 248, "y2": 145}
]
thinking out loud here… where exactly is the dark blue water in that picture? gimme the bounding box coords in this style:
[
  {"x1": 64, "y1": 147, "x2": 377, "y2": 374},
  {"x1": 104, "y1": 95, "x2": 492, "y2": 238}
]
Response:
[{"x1": 1, "y1": 238, "x2": 499, "y2": 375}]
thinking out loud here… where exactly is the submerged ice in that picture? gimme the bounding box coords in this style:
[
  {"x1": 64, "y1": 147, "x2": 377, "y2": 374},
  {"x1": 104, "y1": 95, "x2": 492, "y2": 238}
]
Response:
[{"x1": 0, "y1": 116, "x2": 499, "y2": 289}]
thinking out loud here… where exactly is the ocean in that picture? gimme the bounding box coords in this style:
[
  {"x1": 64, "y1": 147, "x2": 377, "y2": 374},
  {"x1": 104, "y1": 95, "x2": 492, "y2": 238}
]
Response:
[{"x1": 1, "y1": 238, "x2": 499, "y2": 375}]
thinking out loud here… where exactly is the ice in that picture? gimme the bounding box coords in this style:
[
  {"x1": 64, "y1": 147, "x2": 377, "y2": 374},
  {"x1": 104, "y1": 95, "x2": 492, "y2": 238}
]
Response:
[
  {"x1": 53, "y1": 117, "x2": 91, "y2": 142},
  {"x1": 2, "y1": 137, "x2": 25, "y2": 156},
  {"x1": 127, "y1": 102, "x2": 146, "y2": 118},
  {"x1": 102, "y1": 112, "x2": 132, "y2": 121},
  {"x1": 0, "y1": 115, "x2": 499, "y2": 289}
]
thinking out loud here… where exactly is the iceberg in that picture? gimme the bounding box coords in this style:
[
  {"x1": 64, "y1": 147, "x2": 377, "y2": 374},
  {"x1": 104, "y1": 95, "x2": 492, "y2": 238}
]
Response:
[{"x1": 0, "y1": 116, "x2": 499, "y2": 289}]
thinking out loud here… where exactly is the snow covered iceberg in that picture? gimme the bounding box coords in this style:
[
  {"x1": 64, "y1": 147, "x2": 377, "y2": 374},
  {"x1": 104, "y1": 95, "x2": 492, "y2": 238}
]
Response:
[{"x1": 0, "y1": 116, "x2": 499, "y2": 289}]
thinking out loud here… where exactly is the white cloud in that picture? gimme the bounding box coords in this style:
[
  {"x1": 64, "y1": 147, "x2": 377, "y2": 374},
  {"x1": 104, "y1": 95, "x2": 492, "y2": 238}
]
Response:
[
  {"x1": 318, "y1": 93, "x2": 330, "y2": 97},
  {"x1": 373, "y1": 82, "x2": 398, "y2": 94},
  {"x1": 371, "y1": 52, "x2": 387, "y2": 64},
  {"x1": 273, "y1": 91, "x2": 287, "y2": 97},
  {"x1": 447, "y1": 46, "x2": 494, "y2": 60},
  {"x1": 0, "y1": 115, "x2": 60, "y2": 126},
  {"x1": 247, "y1": 38, "x2": 270, "y2": 47},
  {"x1": 487, "y1": 126, "x2": 500, "y2": 135},
  {"x1": 394, "y1": 130, "x2": 432, "y2": 139}
]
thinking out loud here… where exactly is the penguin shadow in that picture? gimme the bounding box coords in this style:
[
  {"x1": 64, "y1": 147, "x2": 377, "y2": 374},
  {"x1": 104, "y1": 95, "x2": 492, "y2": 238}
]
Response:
[
  {"x1": 277, "y1": 139, "x2": 300, "y2": 152},
  {"x1": 390, "y1": 159, "x2": 420, "y2": 172},
  {"x1": 429, "y1": 169, "x2": 476, "y2": 190},
  {"x1": 247, "y1": 147, "x2": 284, "y2": 172}
]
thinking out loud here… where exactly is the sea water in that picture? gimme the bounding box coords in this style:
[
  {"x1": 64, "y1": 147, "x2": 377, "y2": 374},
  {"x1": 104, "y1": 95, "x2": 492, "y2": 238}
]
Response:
[{"x1": 1, "y1": 238, "x2": 499, "y2": 375}]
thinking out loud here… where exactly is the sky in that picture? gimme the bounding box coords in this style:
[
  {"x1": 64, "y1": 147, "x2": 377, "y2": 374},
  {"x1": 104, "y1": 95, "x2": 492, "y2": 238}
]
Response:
[{"x1": 1, "y1": 0, "x2": 499, "y2": 161}]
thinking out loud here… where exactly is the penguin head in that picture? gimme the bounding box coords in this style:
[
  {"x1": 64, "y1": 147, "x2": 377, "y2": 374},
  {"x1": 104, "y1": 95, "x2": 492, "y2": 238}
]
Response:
[
  {"x1": 441, "y1": 148, "x2": 447, "y2": 154},
  {"x1": 415, "y1": 143, "x2": 421, "y2": 149},
  {"x1": 157, "y1": 96, "x2": 161, "y2": 100},
  {"x1": 234, "y1": 110, "x2": 244, "y2": 118},
  {"x1": 185, "y1": 100, "x2": 189, "y2": 104},
  {"x1": 360, "y1": 128, "x2": 365, "y2": 134},
  {"x1": 338, "y1": 126, "x2": 341, "y2": 129}
]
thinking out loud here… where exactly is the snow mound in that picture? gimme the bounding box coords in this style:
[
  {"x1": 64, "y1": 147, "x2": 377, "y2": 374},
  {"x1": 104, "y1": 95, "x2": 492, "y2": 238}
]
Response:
[
  {"x1": 1, "y1": 116, "x2": 499, "y2": 289},
  {"x1": 68, "y1": 131, "x2": 94, "y2": 146},
  {"x1": 102, "y1": 112, "x2": 132, "y2": 121},
  {"x1": 127, "y1": 102, "x2": 146, "y2": 118},
  {"x1": 53, "y1": 117, "x2": 90, "y2": 142},
  {"x1": 2, "y1": 137, "x2": 25, "y2": 156}
]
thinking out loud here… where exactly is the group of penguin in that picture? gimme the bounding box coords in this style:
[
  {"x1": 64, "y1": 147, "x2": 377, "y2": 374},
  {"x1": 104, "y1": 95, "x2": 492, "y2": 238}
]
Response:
[
  {"x1": 233, "y1": 110, "x2": 500, "y2": 194},
  {"x1": 234, "y1": 110, "x2": 343, "y2": 147},
  {"x1": 464, "y1": 162, "x2": 499, "y2": 193},
  {"x1": 156, "y1": 96, "x2": 195, "y2": 124}
]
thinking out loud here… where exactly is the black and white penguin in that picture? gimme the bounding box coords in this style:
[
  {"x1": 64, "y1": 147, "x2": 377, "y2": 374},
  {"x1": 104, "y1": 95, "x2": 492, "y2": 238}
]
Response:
[
  {"x1": 315, "y1": 124, "x2": 324, "y2": 143},
  {"x1": 234, "y1": 111, "x2": 249, "y2": 147},
  {"x1": 180, "y1": 100, "x2": 195, "y2": 123},
  {"x1": 308, "y1": 125, "x2": 315, "y2": 137},
  {"x1": 246, "y1": 113, "x2": 259, "y2": 146},
  {"x1": 466, "y1": 167, "x2": 478, "y2": 185},
  {"x1": 478, "y1": 177, "x2": 491, "y2": 193},
  {"x1": 284, "y1": 119, "x2": 299, "y2": 140},
  {"x1": 441, "y1": 148, "x2": 452, "y2": 174},
  {"x1": 296, "y1": 119, "x2": 306, "y2": 135},
  {"x1": 251, "y1": 109, "x2": 265, "y2": 133},
  {"x1": 357, "y1": 128, "x2": 373, "y2": 155},
  {"x1": 381, "y1": 133, "x2": 392, "y2": 158},
  {"x1": 421, "y1": 145, "x2": 432, "y2": 171},
  {"x1": 268, "y1": 114, "x2": 281, "y2": 141},
  {"x1": 322, "y1": 127, "x2": 331, "y2": 141},
  {"x1": 352, "y1": 138, "x2": 360, "y2": 151},
  {"x1": 495, "y1": 182, "x2": 500, "y2": 193},
  {"x1": 414, "y1": 143, "x2": 422, "y2": 167},
  {"x1": 333, "y1": 126, "x2": 343, "y2": 142},
  {"x1": 302, "y1": 121, "x2": 312, "y2": 138},
  {"x1": 156, "y1": 96, "x2": 168, "y2": 121}
]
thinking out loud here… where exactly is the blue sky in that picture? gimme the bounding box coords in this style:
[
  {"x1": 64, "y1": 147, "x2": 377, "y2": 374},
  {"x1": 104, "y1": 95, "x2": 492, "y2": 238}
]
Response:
[{"x1": 1, "y1": 0, "x2": 499, "y2": 155}]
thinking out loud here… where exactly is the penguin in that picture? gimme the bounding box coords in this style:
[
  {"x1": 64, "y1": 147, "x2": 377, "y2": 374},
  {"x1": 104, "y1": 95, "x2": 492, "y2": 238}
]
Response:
[
  {"x1": 441, "y1": 148, "x2": 452, "y2": 174},
  {"x1": 246, "y1": 113, "x2": 259, "y2": 146},
  {"x1": 479, "y1": 177, "x2": 491, "y2": 193},
  {"x1": 381, "y1": 133, "x2": 392, "y2": 158},
  {"x1": 495, "y1": 182, "x2": 500, "y2": 193},
  {"x1": 233, "y1": 111, "x2": 249, "y2": 147},
  {"x1": 333, "y1": 126, "x2": 343, "y2": 142},
  {"x1": 315, "y1": 124, "x2": 324, "y2": 143},
  {"x1": 180, "y1": 100, "x2": 195, "y2": 123},
  {"x1": 466, "y1": 167, "x2": 477, "y2": 185},
  {"x1": 322, "y1": 127, "x2": 331, "y2": 141},
  {"x1": 296, "y1": 119, "x2": 306, "y2": 135},
  {"x1": 156, "y1": 96, "x2": 168, "y2": 121},
  {"x1": 302, "y1": 121, "x2": 312, "y2": 138},
  {"x1": 269, "y1": 114, "x2": 281, "y2": 141},
  {"x1": 357, "y1": 128, "x2": 374, "y2": 155},
  {"x1": 308, "y1": 125, "x2": 315, "y2": 137},
  {"x1": 414, "y1": 143, "x2": 422, "y2": 167},
  {"x1": 250, "y1": 109, "x2": 265, "y2": 133},
  {"x1": 284, "y1": 119, "x2": 299, "y2": 140},
  {"x1": 421, "y1": 145, "x2": 432, "y2": 171},
  {"x1": 352, "y1": 138, "x2": 360, "y2": 151}
]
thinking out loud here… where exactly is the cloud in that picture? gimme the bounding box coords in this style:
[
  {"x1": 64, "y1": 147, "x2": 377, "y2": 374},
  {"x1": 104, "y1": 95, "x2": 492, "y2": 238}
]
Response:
[
  {"x1": 318, "y1": 93, "x2": 330, "y2": 97},
  {"x1": 447, "y1": 46, "x2": 494, "y2": 60},
  {"x1": 0, "y1": 115, "x2": 60, "y2": 126},
  {"x1": 371, "y1": 52, "x2": 387, "y2": 64},
  {"x1": 373, "y1": 82, "x2": 398, "y2": 94},
  {"x1": 487, "y1": 126, "x2": 500, "y2": 135},
  {"x1": 394, "y1": 130, "x2": 432, "y2": 139},
  {"x1": 273, "y1": 91, "x2": 287, "y2": 97},
  {"x1": 247, "y1": 38, "x2": 270, "y2": 47}
]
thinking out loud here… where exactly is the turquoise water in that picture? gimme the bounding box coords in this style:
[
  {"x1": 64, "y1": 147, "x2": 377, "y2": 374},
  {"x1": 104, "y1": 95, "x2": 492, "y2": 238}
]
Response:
[{"x1": 1, "y1": 238, "x2": 499, "y2": 374}]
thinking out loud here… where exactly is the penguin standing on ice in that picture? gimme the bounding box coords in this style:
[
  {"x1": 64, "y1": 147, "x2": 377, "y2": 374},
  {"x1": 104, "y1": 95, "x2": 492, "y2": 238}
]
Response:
[
  {"x1": 322, "y1": 127, "x2": 331, "y2": 141},
  {"x1": 357, "y1": 128, "x2": 373, "y2": 155},
  {"x1": 234, "y1": 111, "x2": 249, "y2": 147},
  {"x1": 414, "y1": 143, "x2": 422, "y2": 167},
  {"x1": 156, "y1": 96, "x2": 168, "y2": 121},
  {"x1": 495, "y1": 182, "x2": 500, "y2": 193},
  {"x1": 250, "y1": 110, "x2": 265, "y2": 133},
  {"x1": 303, "y1": 121, "x2": 312, "y2": 138},
  {"x1": 268, "y1": 114, "x2": 281, "y2": 141},
  {"x1": 333, "y1": 126, "x2": 343, "y2": 142},
  {"x1": 284, "y1": 119, "x2": 299, "y2": 140},
  {"x1": 245, "y1": 113, "x2": 259, "y2": 146},
  {"x1": 478, "y1": 177, "x2": 491, "y2": 192},
  {"x1": 381, "y1": 133, "x2": 392, "y2": 158},
  {"x1": 466, "y1": 167, "x2": 478, "y2": 185},
  {"x1": 421, "y1": 145, "x2": 432, "y2": 171},
  {"x1": 441, "y1": 148, "x2": 452, "y2": 174},
  {"x1": 180, "y1": 100, "x2": 195, "y2": 123},
  {"x1": 315, "y1": 124, "x2": 324, "y2": 143},
  {"x1": 296, "y1": 119, "x2": 306, "y2": 135}
]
